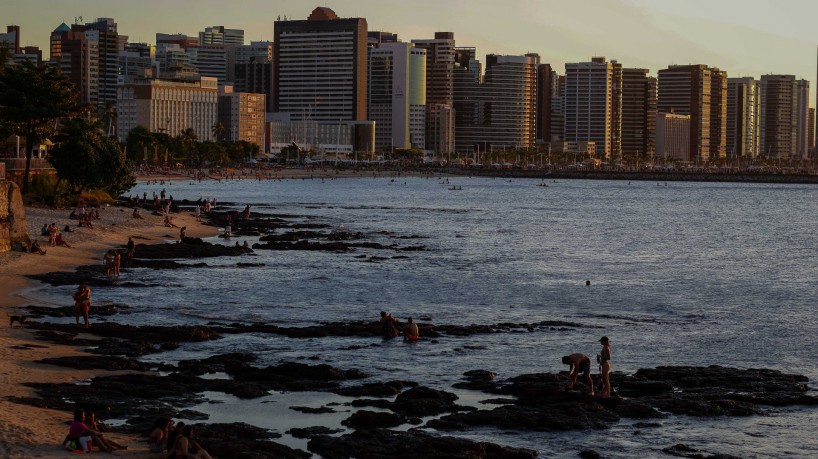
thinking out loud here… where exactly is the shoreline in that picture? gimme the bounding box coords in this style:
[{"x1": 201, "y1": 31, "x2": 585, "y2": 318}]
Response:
[{"x1": 0, "y1": 200, "x2": 217, "y2": 458}]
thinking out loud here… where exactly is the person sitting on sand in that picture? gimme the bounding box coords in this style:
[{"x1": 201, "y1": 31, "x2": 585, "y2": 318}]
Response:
[
  {"x1": 380, "y1": 311, "x2": 399, "y2": 339},
  {"x1": 64, "y1": 409, "x2": 111, "y2": 453},
  {"x1": 55, "y1": 233, "x2": 71, "y2": 248},
  {"x1": 147, "y1": 418, "x2": 173, "y2": 453},
  {"x1": 165, "y1": 215, "x2": 180, "y2": 228},
  {"x1": 63, "y1": 225, "x2": 73, "y2": 233},
  {"x1": 133, "y1": 208, "x2": 144, "y2": 219},
  {"x1": 72, "y1": 282, "x2": 91, "y2": 328},
  {"x1": 29, "y1": 240, "x2": 47, "y2": 255},
  {"x1": 179, "y1": 226, "x2": 187, "y2": 241},
  {"x1": 169, "y1": 425, "x2": 212, "y2": 459},
  {"x1": 40, "y1": 223, "x2": 48, "y2": 236},
  {"x1": 403, "y1": 317, "x2": 419, "y2": 341},
  {"x1": 84, "y1": 411, "x2": 127, "y2": 451},
  {"x1": 562, "y1": 353, "x2": 595, "y2": 395}
]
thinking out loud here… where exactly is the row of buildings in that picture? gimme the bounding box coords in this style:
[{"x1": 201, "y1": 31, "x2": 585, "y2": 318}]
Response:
[{"x1": 2, "y1": 8, "x2": 816, "y2": 162}]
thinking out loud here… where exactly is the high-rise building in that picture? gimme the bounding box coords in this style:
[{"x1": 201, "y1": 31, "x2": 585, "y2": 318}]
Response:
[
  {"x1": 368, "y1": 42, "x2": 426, "y2": 150},
  {"x1": 656, "y1": 112, "x2": 691, "y2": 161},
  {"x1": 796, "y1": 79, "x2": 810, "y2": 159},
  {"x1": 412, "y1": 33, "x2": 456, "y2": 153},
  {"x1": 235, "y1": 59, "x2": 274, "y2": 112},
  {"x1": 726, "y1": 77, "x2": 760, "y2": 158},
  {"x1": 118, "y1": 43, "x2": 156, "y2": 79},
  {"x1": 50, "y1": 23, "x2": 99, "y2": 104},
  {"x1": 536, "y1": 64, "x2": 553, "y2": 143},
  {"x1": 809, "y1": 108, "x2": 815, "y2": 153},
  {"x1": 235, "y1": 41, "x2": 273, "y2": 64},
  {"x1": 199, "y1": 26, "x2": 244, "y2": 46},
  {"x1": 0, "y1": 25, "x2": 20, "y2": 53},
  {"x1": 759, "y1": 75, "x2": 798, "y2": 159},
  {"x1": 116, "y1": 75, "x2": 219, "y2": 143},
  {"x1": 564, "y1": 57, "x2": 613, "y2": 158},
  {"x1": 657, "y1": 64, "x2": 727, "y2": 161},
  {"x1": 218, "y1": 86, "x2": 266, "y2": 151},
  {"x1": 620, "y1": 68, "x2": 657, "y2": 159},
  {"x1": 11, "y1": 46, "x2": 43, "y2": 66},
  {"x1": 187, "y1": 45, "x2": 228, "y2": 84},
  {"x1": 550, "y1": 73, "x2": 565, "y2": 143},
  {"x1": 83, "y1": 18, "x2": 124, "y2": 104},
  {"x1": 156, "y1": 33, "x2": 197, "y2": 49},
  {"x1": 274, "y1": 7, "x2": 368, "y2": 122},
  {"x1": 455, "y1": 54, "x2": 538, "y2": 152}
]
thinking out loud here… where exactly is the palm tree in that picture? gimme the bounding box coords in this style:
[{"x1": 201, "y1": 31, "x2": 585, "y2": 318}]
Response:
[
  {"x1": 125, "y1": 125, "x2": 155, "y2": 162},
  {"x1": 212, "y1": 121, "x2": 225, "y2": 141},
  {"x1": 178, "y1": 128, "x2": 199, "y2": 165}
]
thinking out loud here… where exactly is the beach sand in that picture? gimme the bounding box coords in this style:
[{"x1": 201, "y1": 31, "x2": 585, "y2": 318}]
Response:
[{"x1": 0, "y1": 202, "x2": 216, "y2": 458}]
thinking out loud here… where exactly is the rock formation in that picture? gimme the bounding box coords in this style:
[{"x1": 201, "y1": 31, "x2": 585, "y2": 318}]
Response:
[{"x1": 0, "y1": 181, "x2": 30, "y2": 253}]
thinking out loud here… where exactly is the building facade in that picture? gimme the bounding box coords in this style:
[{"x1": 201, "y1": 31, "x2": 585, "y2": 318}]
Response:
[
  {"x1": 50, "y1": 23, "x2": 99, "y2": 104},
  {"x1": 116, "y1": 76, "x2": 219, "y2": 143},
  {"x1": 235, "y1": 59, "x2": 274, "y2": 112},
  {"x1": 83, "y1": 18, "x2": 124, "y2": 104},
  {"x1": 199, "y1": 26, "x2": 244, "y2": 46},
  {"x1": 759, "y1": 75, "x2": 798, "y2": 159},
  {"x1": 564, "y1": 57, "x2": 613, "y2": 158},
  {"x1": 218, "y1": 87, "x2": 266, "y2": 152},
  {"x1": 726, "y1": 77, "x2": 760, "y2": 158},
  {"x1": 266, "y1": 113, "x2": 375, "y2": 156},
  {"x1": 187, "y1": 45, "x2": 228, "y2": 84},
  {"x1": 656, "y1": 112, "x2": 691, "y2": 161},
  {"x1": 796, "y1": 79, "x2": 810, "y2": 159},
  {"x1": 274, "y1": 7, "x2": 368, "y2": 122},
  {"x1": 411, "y1": 33, "x2": 456, "y2": 153},
  {"x1": 621, "y1": 68, "x2": 657, "y2": 159},
  {"x1": 657, "y1": 65, "x2": 727, "y2": 162}
]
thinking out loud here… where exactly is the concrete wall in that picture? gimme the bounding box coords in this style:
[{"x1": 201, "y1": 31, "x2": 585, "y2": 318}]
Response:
[{"x1": 0, "y1": 181, "x2": 30, "y2": 252}]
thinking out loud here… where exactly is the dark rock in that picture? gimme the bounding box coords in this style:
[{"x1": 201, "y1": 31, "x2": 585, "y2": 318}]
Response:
[
  {"x1": 428, "y1": 402, "x2": 619, "y2": 432},
  {"x1": 36, "y1": 356, "x2": 149, "y2": 372},
  {"x1": 661, "y1": 443, "x2": 742, "y2": 459},
  {"x1": 290, "y1": 405, "x2": 336, "y2": 414},
  {"x1": 132, "y1": 240, "x2": 252, "y2": 259},
  {"x1": 193, "y1": 423, "x2": 309, "y2": 459},
  {"x1": 307, "y1": 429, "x2": 538, "y2": 459},
  {"x1": 341, "y1": 410, "x2": 404, "y2": 429},
  {"x1": 391, "y1": 386, "x2": 463, "y2": 417},
  {"x1": 578, "y1": 450, "x2": 600, "y2": 459},
  {"x1": 287, "y1": 426, "x2": 343, "y2": 439},
  {"x1": 349, "y1": 399, "x2": 393, "y2": 409}
]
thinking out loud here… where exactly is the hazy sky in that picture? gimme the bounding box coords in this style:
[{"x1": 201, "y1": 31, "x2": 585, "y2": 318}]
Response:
[{"x1": 6, "y1": 0, "x2": 818, "y2": 88}]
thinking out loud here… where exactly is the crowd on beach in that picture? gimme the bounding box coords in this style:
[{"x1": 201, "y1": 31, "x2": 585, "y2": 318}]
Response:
[
  {"x1": 28, "y1": 205, "x2": 101, "y2": 255},
  {"x1": 148, "y1": 418, "x2": 212, "y2": 459}
]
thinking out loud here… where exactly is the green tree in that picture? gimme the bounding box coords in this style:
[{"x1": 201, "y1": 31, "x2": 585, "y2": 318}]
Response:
[
  {"x1": 49, "y1": 118, "x2": 136, "y2": 196},
  {"x1": 178, "y1": 128, "x2": 198, "y2": 164},
  {"x1": 212, "y1": 121, "x2": 225, "y2": 141},
  {"x1": 0, "y1": 60, "x2": 80, "y2": 193},
  {"x1": 125, "y1": 125, "x2": 155, "y2": 162}
]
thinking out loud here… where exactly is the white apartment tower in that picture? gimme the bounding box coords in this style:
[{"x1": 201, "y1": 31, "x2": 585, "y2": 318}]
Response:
[
  {"x1": 368, "y1": 42, "x2": 426, "y2": 150},
  {"x1": 564, "y1": 57, "x2": 613, "y2": 158},
  {"x1": 726, "y1": 77, "x2": 760, "y2": 158}
]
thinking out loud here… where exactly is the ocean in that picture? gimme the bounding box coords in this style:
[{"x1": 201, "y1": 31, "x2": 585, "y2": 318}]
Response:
[{"x1": 33, "y1": 176, "x2": 818, "y2": 458}]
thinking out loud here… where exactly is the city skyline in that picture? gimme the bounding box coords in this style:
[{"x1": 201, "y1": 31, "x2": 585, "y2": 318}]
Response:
[{"x1": 5, "y1": 0, "x2": 818, "y2": 87}]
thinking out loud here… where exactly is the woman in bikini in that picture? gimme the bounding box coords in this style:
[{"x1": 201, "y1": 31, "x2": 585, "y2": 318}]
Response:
[{"x1": 599, "y1": 336, "x2": 612, "y2": 398}]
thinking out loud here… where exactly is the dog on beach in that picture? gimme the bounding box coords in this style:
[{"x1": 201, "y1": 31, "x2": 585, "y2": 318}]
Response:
[{"x1": 7, "y1": 313, "x2": 27, "y2": 328}]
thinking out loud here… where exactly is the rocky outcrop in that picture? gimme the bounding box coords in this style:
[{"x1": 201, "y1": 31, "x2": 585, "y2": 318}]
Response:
[{"x1": 0, "y1": 181, "x2": 30, "y2": 252}]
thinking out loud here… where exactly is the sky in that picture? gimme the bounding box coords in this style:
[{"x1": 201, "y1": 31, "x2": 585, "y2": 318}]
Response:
[{"x1": 5, "y1": 0, "x2": 818, "y2": 94}]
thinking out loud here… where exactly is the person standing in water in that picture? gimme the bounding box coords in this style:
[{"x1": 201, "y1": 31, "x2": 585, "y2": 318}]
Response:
[
  {"x1": 598, "y1": 336, "x2": 612, "y2": 398},
  {"x1": 72, "y1": 282, "x2": 91, "y2": 328}
]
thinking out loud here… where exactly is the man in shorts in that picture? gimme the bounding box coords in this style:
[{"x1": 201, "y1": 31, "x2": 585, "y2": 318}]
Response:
[
  {"x1": 72, "y1": 282, "x2": 91, "y2": 328},
  {"x1": 562, "y1": 353, "x2": 594, "y2": 395}
]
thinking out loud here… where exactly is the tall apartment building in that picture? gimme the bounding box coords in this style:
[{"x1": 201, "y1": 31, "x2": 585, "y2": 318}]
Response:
[
  {"x1": 454, "y1": 54, "x2": 538, "y2": 152},
  {"x1": 796, "y1": 79, "x2": 810, "y2": 159},
  {"x1": 235, "y1": 59, "x2": 274, "y2": 112},
  {"x1": 656, "y1": 112, "x2": 691, "y2": 161},
  {"x1": 83, "y1": 18, "x2": 124, "y2": 104},
  {"x1": 758, "y1": 75, "x2": 800, "y2": 158},
  {"x1": 536, "y1": 64, "x2": 553, "y2": 143},
  {"x1": 0, "y1": 25, "x2": 20, "y2": 53},
  {"x1": 550, "y1": 73, "x2": 565, "y2": 142},
  {"x1": 368, "y1": 42, "x2": 426, "y2": 150},
  {"x1": 564, "y1": 57, "x2": 613, "y2": 158},
  {"x1": 235, "y1": 41, "x2": 273, "y2": 64},
  {"x1": 657, "y1": 65, "x2": 727, "y2": 162},
  {"x1": 187, "y1": 45, "x2": 228, "y2": 84},
  {"x1": 199, "y1": 26, "x2": 244, "y2": 46},
  {"x1": 116, "y1": 75, "x2": 219, "y2": 142},
  {"x1": 726, "y1": 77, "x2": 760, "y2": 158},
  {"x1": 118, "y1": 43, "x2": 156, "y2": 79},
  {"x1": 274, "y1": 7, "x2": 368, "y2": 122},
  {"x1": 621, "y1": 68, "x2": 657, "y2": 159},
  {"x1": 218, "y1": 86, "x2": 266, "y2": 151},
  {"x1": 411, "y1": 33, "x2": 456, "y2": 153},
  {"x1": 809, "y1": 108, "x2": 816, "y2": 153},
  {"x1": 50, "y1": 23, "x2": 99, "y2": 104}
]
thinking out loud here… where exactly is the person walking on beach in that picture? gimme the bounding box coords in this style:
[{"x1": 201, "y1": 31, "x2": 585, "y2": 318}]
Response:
[
  {"x1": 562, "y1": 353, "x2": 594, "y2": 395},
  {"x1": 72, "y1": 282, "x2": 91, "y2": 328},
  {"x1": 126, "y1": 237, "x2": 135, "y2": 259},
  {"x1": 598, "y1": 337, "x2": 612, "y2": 398},
  {"x1": 113, "y1": 251, "x2": 121, "y2": 276}
]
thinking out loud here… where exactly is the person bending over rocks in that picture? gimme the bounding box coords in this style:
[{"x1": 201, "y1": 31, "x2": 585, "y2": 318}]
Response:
[{"x1": 562, "y1": 353, "x2": 594, "y2": 395}]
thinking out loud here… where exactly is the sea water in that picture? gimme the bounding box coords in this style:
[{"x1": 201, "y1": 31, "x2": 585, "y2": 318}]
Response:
[{"x1": 36, "y1": 177, "x2": 818, "y2": 458}]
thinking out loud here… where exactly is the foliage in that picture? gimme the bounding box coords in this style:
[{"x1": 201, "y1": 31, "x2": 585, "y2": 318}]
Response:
[
  {"x1": 0, "y1": 60, "x2": 80, "y2": 193},
  {"x1": 125, "y1": 125, "x2": 156, "y2": 162},
  {"x1": 48, "y1": 118, "x2": 136, "y2": 196}
]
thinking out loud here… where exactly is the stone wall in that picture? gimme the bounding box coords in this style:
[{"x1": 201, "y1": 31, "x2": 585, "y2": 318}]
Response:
[{"x1": 0, "y1": 181, "x2": 30, "y2": 252}]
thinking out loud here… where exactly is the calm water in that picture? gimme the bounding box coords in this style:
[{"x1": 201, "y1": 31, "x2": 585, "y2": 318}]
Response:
[{"x1": 35, "y1": 177, "x2": 818, "y2": 458}]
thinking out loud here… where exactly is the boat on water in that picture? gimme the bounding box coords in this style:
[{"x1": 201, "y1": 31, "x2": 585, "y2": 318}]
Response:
[{"x1": 448, "y1": 186, "x2": 463, "y2": 191}]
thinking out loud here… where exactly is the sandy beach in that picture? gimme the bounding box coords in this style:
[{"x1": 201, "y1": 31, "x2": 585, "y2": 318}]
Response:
[{"x1": 0, "y1": 201, "x2": 216, "y2": 458}]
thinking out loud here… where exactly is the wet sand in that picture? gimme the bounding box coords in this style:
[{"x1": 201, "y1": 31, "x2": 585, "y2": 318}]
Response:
[{"x1": 0, "y1": 203, "x2": 216, "y2": 458}]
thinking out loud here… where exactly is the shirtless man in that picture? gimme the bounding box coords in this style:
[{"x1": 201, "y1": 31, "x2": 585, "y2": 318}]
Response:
[
  {"x1": 562, "y1": 353, "x2": 594, "y2": 395},
  {"x1": 403, "y1": 317, "x2": 419, "y2": 342},
  {"x1": 72, "y1": 283, "x2": 91, "y2": 328}
]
